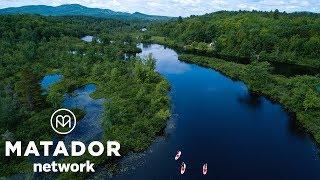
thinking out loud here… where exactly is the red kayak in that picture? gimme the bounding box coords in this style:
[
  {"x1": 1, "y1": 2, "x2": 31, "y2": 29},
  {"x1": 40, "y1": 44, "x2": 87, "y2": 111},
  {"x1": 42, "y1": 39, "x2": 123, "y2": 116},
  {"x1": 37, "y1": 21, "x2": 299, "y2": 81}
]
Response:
[
  {"x1": 203, "y1": 163, "x2": 208, "y2": 175},
  {"x1": 181, "y1": 162, "x2": 186, "y2": 174},
  {"x1": 175, "y1": 151, "x2": 182, "y2": 160}
]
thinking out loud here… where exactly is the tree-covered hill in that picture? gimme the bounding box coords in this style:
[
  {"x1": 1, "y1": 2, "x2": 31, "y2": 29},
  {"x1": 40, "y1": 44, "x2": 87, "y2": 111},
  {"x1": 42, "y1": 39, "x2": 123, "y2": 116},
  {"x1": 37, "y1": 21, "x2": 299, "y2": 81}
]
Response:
[
  {"x1": 0, "y1": 4, "x2": 172, "y2": 21},
  {"x1": 148, "y1": 10, "x2": 320, "y2": 67}
]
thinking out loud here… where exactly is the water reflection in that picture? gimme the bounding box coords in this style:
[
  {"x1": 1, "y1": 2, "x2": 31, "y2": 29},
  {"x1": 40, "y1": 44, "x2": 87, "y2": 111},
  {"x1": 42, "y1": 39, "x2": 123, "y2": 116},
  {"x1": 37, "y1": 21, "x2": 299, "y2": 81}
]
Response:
[
  {"x1": 237, "y1": 92, "x2": 263, "y2": 109},
  {"x1": 287, "y1": 113, "x2": 310, "y2": 137},
  {"x1": 63, "y1": 84, "x2": 105, "y2": 144},
  {"x1": 271, "y1": 62, "x2": 320, "y2": 77},
  {"x1": 81, "y1": 35, "x2": 94, "y2": 42},
  {"x1": 40, "y1": 74, "x2": 62, "y2": 90},
  {"x1": 137, "y1": 44, "x2": 190, "y2": 74},
  {"x1": 40, "y1": 75, "x2": 105, "y2": 144},
  {"x1": 81, "y1": 35, "x2": 101, "y2": 43}
]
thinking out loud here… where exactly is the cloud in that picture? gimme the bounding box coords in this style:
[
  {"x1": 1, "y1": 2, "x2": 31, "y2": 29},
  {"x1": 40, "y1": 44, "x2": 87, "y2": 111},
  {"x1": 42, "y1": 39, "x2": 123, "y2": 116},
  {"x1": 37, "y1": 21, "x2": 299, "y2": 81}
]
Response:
[{"x1": 0, "y1": 0, "x2": 319, "y2": 16}]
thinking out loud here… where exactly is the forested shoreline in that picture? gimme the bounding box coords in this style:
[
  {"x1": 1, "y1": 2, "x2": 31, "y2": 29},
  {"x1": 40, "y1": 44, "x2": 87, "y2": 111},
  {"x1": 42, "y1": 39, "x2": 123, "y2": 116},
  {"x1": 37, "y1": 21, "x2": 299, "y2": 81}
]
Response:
[
  {"x1": 178, "y1": 54, "x2": 320, "y2": 144},
  {"x1": 143, "y1": 10, "x2": 320, "y2": 146},
  {"x1": 0, "y1": 15, "x2": 170, "y2": 178}
]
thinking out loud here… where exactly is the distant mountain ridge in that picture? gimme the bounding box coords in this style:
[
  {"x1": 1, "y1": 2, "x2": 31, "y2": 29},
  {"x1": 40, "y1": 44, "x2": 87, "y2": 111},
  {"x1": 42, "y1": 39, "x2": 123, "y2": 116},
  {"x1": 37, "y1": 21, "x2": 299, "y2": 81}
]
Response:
[{"x1": 0, "y1": 4, "x2": 172, "y2": 21}]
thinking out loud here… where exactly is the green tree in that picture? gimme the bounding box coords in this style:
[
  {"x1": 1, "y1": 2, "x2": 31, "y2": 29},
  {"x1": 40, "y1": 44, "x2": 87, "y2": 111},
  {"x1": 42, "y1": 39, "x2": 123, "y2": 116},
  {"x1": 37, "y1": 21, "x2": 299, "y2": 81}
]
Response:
[
  {"x1": 244, "y1": 61, "x2": 273, "y2": 89},
  {"x1": 303, "y1": 89, "x2": 320, "y2": 111},
  {"x1": 273, "y1": 9, "x2": 280, "y2": 19}
]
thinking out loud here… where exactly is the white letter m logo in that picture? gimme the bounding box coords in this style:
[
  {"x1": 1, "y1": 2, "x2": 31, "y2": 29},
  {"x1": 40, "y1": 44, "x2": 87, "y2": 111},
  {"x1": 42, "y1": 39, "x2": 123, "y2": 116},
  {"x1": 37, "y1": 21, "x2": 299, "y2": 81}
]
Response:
[{"x1": 55, "y1": 115, "x2": 72, "y2": 128}]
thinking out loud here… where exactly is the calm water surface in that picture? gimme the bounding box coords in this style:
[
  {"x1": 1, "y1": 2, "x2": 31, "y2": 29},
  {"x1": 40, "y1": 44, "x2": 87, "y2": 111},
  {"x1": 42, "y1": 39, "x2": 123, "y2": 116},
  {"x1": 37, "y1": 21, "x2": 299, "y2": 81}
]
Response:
[
  {"x1": 112, "y1": 44, "x2": 320, "y2": 180},
  {"x1": 81, "y1": 35, "x2": 94, "y2": 42},
  {"x1": 81, "y1": 35, "x2": 101, "y2": 43},
  {"x1": 41, "y1": 76, "x2": 104, "y2": 144},
  {"x1": 40, "y1": 74, "x2": 62, "y2": 90}
]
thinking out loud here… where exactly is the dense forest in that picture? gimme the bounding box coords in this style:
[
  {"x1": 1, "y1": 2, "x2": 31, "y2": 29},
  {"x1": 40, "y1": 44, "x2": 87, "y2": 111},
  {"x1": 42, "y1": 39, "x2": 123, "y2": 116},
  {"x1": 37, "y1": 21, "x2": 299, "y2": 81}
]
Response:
[
  {"x1": 0, "y1": 15, "x2": 170, "y2": 178},
  {"x1": 147, "y1": 10, "x2": 320, "y2": 67}
]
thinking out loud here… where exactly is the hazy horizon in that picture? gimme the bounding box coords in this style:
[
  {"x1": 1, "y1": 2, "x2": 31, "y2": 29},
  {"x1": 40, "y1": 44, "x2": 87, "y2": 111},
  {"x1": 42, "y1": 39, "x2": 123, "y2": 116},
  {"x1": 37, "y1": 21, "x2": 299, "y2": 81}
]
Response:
[{"x1": 0, "y1": 0, "x2": 319, "y2": 17}]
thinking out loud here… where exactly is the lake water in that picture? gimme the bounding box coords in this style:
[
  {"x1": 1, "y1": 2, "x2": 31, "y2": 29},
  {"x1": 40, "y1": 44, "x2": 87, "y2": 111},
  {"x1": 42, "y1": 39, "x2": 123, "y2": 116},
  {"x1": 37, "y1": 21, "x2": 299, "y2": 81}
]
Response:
[
  {"x1": 40, "y1": 74, "x2": 62, "y2": 90},
  {"x1": 30, "y1": 76, "x2": 104, "y2": 179},
  {"x1": 172, "y1": 47, "x2": 319, "y2": 77},
  {"x1": 81, "y1": 35, "x2": 94, "y2": 42},
  {"x1": 62, "y1": 84, "x2": 105, "y2": 144},
  {"x1": 40, "y1": 75, "x2": 105, "y2": 144},
  {"x1": 110, "y1": 44, "x2": 320, "y2": 180},
  {"x1": 81, "y1": 35, "x2": 101, "y2": 43},
  {"x1": 271, "y1": 62, "x2": 320, "y2": 77}
]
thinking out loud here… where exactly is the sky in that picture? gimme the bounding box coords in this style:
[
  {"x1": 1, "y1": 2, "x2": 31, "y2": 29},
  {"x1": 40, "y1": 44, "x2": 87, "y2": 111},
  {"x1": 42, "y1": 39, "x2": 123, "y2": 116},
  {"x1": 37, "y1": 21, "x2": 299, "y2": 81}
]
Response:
[{"x1": 0, "y1": 0, "x2": 319, "y2": 17}]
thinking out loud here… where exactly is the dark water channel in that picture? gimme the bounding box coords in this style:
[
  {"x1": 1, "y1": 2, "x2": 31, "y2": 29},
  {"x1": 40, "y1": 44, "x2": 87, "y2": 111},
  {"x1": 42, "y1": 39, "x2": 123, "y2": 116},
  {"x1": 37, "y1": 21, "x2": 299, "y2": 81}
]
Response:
[{"x1": 110, "y1": 44, "x2": 320, "y2": 180}]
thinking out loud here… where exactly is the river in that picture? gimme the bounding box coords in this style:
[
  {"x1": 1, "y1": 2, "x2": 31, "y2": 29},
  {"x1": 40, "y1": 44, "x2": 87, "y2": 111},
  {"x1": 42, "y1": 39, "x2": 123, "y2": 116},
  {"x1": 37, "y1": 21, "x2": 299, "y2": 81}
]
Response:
[
  {"x1": 108, "y1": 44, "x2": 320, "y2": 180},
  {"x1": 39, "y1": 43, "x2": 320, "y2": 180}
]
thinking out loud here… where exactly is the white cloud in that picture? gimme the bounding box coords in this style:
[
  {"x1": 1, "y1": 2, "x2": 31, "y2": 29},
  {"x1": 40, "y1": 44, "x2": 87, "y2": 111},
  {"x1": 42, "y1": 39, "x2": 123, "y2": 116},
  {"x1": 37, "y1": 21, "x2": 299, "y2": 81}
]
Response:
[{"x1": 0, "y1": 0, "x2": 319, "y2": 16}]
